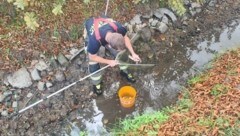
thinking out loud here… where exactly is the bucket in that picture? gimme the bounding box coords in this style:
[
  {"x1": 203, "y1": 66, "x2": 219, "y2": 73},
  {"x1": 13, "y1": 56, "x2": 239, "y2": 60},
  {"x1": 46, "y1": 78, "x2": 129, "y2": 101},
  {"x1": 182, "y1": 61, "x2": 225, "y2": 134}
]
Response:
[{"x1": 118, "y1": 86, "x2": 137, "y2": 108}]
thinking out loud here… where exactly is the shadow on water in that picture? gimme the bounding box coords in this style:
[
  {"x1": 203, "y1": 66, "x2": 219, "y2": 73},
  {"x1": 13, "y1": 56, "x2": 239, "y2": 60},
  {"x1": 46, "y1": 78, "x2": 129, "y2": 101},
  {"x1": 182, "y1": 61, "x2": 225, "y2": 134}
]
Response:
[{"x1": 68, "y1": 20, "x2": 240, "y2": 135}]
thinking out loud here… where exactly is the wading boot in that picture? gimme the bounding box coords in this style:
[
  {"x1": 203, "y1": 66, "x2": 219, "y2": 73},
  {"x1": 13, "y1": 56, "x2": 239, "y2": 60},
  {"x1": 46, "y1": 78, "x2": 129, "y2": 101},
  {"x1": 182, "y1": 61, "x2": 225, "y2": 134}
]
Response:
[
  {"x1": 120, "y1": 70, "x2": 136, "y2": 83},
  {"x1": 93, "y1": 83, "x2": 103, "y2": 95}
]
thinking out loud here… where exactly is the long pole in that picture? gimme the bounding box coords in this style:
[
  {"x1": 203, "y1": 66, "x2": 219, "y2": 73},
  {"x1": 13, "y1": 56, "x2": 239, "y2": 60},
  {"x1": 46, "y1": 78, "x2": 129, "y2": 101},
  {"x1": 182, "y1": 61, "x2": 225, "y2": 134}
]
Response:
[{"x1": 105, "y1": 0, "x2": 110, "y2": 16}]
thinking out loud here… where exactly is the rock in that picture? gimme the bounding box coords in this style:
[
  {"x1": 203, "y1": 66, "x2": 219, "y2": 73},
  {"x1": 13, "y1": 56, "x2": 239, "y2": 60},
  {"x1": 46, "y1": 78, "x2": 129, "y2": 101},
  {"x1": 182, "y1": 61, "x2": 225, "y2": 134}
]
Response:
[
  {"x1": 13, "y1": 93, "x2": 19, "y2": 101},
  {"x1": 156, "y1": 22, "x2": 168, "y2": 33},
  {"x1": 153, "y1": 9, "x2": 164, "y2": 19},
  {"x1": 50, "y1": 57, "x2": 59, "y2": 69},
  {"x1": 126, "y1": 23, "x2": 134, "y2": 34},
  {"x1": 3, "y1": 73, "x2": 10, "y2": 86},
  {"x1": 209, "y1": 0, "x2": 217, "y2": 7},
  {"x1": 57, "y1": 53, "x2": 69, "y2": 66},
  {"x1": 12, "y1": 101, "x2": 18, "y2": 108},
  {"x1": 46, "y1": 82, "x2": 53, "y2": 88},
  {"x1": 27, "y1": 93, "x2": 33, "y2": 98},
  {"x1": 98, "y1": 46, "x2": 105, "y2": 58},
  {"x1": 40, "y1": 54, "x2": 46, "y2": 59},
  {"x1": 130, "y1": 33, "x2": 141, "y2": 44},
  {"x1": 30, "y1": 68, "x2": 41, "y2": 81},
  {"x1": 40, "y1": 70, "x2": 47, "y2": 77},
  {"x1": 0, "y1": 94, "x2": 5, "y2": 103},
  {"x1": 65, "y1": 54, "x2": 72, "y2": 60},
  {"x1": 150, "y1": 19, "x2": 159, "y2": 27},
  {"x1": 154, "y1": 8, "x2": 177, "y2": 22},
  {"x1": 35, "y1": 60, "x2": 48, "y2": 71},
  {"x1": 191, "y1": 2, "x2": 201, "y2": 8},
  {"x1": 37, "y1": 81, "x2": 45, "y2": 91},
  {"x1": 70, "y1": 48, "x2": 79, "y2": 56},
  {"x1": 161, "y1": 15, "x2": 169, "y2": 24},
  {"x1": 103, "y1": 119, "x2": 108, "y2": 124},
  {"x1": 142, "y1": 10, "x2": 153, "y2": 19},
  {"x1": 130, "y1": 14, "x2": 142, "y2": 25},
  {"x1": 55, "y1": 70, "x2": 66, "y2": 82},
  {"x1": 4, "y1": 91, "x2": 13, "y2": 98},
  {"x1": 1, "y1": 110, "x2": 8, "y2": 117},
  {"x1": 140, "y1": 27, "x2": 152, "y2": 42},
  {"x1": 7, "y1": 67, "x2": 32, "y2": 88}
]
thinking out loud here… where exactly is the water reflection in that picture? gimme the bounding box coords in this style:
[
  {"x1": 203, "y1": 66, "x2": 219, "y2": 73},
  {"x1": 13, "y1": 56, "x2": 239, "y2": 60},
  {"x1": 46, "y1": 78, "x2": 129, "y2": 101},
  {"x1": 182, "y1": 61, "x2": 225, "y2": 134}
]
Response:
[{"x1": 68, "y1": 20, "x2": 240, "y2": 135}]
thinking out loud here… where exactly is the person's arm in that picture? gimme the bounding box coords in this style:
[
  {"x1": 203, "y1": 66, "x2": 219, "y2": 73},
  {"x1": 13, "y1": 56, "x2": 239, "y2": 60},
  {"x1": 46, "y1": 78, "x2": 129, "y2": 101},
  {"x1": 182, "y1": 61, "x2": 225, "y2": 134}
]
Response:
[
  {"x1": 124, "y1": 35, "x2": 141, "y2": 62},
  {"x1": 88, "y1": 53, "x2": 118, "y2": 67}
]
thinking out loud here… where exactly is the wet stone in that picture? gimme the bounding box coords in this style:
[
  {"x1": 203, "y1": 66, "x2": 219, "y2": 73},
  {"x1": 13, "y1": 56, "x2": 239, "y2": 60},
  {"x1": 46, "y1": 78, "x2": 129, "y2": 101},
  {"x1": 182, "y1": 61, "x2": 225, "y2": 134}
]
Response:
[
  {"x1": 46, "y1": 82, "x2": 53, "y2": 88},
  {"x1": 0, "y1": 94, "x2": 5, "y2": 103},
  {"x1": 30, "y1": 68, "x2": 41, "y2": 81},
  {"x1": 161, "y1": 15, "x2": 169, "y2": 24},
  {"x1": 3, "y1": 91, "x2": 13, "y2": 98},
  {"x1": 150, "y1": 19, "x2": 159, "y2": 27},
  {"x1": 27, "y1": 93, "x2": 33, "y2": 98},
  {"x1": 57, "y1": 53, "x2": 69, "y2": 66},
  {"x1": 1, "y1": 110, "x2": 8, "y2": 117},
  {"x1": 35, "y1": 60, "x2": 48, "y2": 71},
  {"x1": 12, "y1": 101, "x2": 18, "y2": 108},
  {"x1": 55, "y1": 70, "x2": 66, "y2": 82},
  {"x1": 50, "y1": 57, "x2": 59, "y2": 69},
  {"x1": 157, "y1": 22, "x2": 168, "y2": 33},
  {"x1": 37, "y1": 81, "x2": 46, "y2": 91},
  {"x1": 130, "y1": 14, "x2": 142, "y2": 25},
  {"x1": 140, "y1": 27, "x2": 152, "y2": 42}
]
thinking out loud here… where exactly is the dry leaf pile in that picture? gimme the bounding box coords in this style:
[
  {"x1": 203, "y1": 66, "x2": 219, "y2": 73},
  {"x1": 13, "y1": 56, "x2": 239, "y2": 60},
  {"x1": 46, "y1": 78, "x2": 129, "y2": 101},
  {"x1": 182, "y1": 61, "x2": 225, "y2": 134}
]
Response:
[{"x1": 158, "y1": 49, "x2": 240, "y2": 136}]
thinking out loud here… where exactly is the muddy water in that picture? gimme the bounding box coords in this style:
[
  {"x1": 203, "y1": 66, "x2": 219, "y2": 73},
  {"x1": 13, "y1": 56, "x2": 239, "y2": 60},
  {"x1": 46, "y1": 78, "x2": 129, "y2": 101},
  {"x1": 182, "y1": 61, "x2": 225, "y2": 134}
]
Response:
[{"x1": 68, "y1": 21, "x2": 240, "y2": 135}]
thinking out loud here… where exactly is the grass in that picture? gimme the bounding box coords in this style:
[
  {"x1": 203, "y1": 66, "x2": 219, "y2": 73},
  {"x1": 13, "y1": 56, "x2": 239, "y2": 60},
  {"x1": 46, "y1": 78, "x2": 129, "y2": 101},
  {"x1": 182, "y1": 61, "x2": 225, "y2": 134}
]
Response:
[
  {"x1": 52, "y1": 25, "x2": 60, "y2": 40},
  {"x1": 187, "y1": 75, "x2": 204, "y2": 85},
  {"x1": 210, "y1": 84, "x2": 228, "y2": 96},
  {"x1": 111, "y1": 110, "x2": 170, "y2": 135},
  {"x1": 69, "y1": 24, "x2": 82, "y2": 41}
]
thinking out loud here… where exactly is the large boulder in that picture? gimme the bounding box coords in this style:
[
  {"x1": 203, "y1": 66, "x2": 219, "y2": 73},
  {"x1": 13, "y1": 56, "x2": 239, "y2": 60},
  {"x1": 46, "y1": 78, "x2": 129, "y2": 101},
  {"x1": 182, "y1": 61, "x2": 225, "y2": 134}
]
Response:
[{"x1": 7, "y1": 67, "x2": 32, "y2": 88}]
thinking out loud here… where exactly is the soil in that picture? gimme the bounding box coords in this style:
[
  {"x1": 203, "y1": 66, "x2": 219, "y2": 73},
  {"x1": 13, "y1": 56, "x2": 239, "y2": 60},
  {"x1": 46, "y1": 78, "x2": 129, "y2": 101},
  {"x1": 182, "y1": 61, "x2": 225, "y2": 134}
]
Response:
[{"x1": 0, "y1": 0, "x2": 240, "y2": 135}]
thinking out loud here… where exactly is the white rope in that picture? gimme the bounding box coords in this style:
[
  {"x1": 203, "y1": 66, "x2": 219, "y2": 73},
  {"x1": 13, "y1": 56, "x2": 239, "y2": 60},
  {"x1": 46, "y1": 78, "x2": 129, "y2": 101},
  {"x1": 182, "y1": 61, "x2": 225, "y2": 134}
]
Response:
[{"x1": 105, "y1": 0, "x2": 110, "y2": 16}]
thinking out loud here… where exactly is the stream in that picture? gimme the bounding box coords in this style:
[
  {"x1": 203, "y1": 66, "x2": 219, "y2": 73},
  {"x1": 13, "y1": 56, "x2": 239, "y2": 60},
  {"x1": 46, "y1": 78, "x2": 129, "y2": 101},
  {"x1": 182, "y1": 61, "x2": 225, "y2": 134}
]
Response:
[{"x1": 65, "y1": 20, "x2": 240, "y2": 135}]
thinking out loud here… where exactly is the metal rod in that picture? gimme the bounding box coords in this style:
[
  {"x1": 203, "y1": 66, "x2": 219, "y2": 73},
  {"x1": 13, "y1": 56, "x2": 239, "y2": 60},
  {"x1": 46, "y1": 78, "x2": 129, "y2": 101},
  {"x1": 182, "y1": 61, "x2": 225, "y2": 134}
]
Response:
[
  {"x1": 105, "y1": 0, "x2": 110, "y2": 16},
  {"x1": 18, "y1": 65, "x2": 110, "y2": 114},
  {"x1": 118, "y1": 63, "x2": 155, "y2": 67}
]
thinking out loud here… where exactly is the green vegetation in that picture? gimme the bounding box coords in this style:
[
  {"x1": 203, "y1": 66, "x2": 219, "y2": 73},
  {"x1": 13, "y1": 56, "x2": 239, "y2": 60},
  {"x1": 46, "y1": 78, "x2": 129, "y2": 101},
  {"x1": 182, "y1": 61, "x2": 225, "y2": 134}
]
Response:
[
  {"x1": 168, "y1": 0, "x2": 186, "y2": 16},
  {"x1": 187, "y1": 75, "x2": 204, "y2": 85},
  {"x1": 111, "y1": 110, "x2": 170, "y2": 135},
  {"x1": 210, "y1": 84, "x2": 228, "y2": 96}
]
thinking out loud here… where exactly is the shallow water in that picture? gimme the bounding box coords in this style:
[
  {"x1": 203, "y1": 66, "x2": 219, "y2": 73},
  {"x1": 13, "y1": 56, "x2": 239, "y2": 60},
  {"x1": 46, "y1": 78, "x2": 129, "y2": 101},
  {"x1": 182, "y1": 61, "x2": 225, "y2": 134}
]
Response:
[{"x1": 68, "y1": 20, "x2": 240, "y2": 135}]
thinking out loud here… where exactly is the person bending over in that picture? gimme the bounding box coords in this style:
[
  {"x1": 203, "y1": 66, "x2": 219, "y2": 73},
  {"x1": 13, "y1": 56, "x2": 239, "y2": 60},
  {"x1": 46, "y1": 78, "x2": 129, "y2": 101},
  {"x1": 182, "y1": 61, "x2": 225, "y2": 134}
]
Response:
[{"x1": 83, "y1": 17, "x2": 141, "y2": 95}]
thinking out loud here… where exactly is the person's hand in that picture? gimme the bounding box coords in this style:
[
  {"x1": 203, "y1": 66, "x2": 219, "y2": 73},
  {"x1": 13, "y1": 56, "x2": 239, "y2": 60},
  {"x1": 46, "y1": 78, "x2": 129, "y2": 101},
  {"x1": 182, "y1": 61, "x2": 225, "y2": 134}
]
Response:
[
  {"x1": 108, "y1": 60, "x2": 119, "y2": 67},
  {"x1": 129, "y1": 53, "x2": 142, "y2": 63}
]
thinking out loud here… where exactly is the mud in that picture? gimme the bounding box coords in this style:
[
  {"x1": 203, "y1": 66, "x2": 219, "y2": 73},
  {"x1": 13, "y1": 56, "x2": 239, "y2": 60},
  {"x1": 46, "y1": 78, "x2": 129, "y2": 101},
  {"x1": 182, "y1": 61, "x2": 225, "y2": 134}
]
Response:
[{"x1": 1, "y1": 0, "x2": 240, "y2": 135}]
